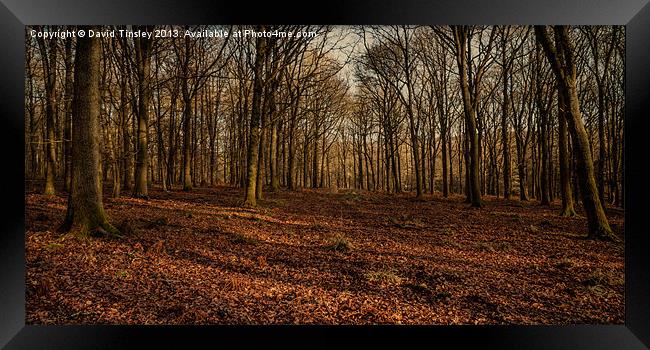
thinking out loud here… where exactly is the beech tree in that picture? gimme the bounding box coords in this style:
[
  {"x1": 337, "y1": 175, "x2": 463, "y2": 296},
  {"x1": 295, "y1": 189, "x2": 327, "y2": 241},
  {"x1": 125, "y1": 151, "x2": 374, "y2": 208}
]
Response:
[
  {"x1": 451, "y1": 25, "x2": 489, "y2": 207},
  {"x1": 25, "y1": 25, "x2": 624, "y2": 238},
  {"x1": 243, "y1": 25, "x2": 268, "y2": 207},
  {"x1": 133, "y1": 25, "x2": 154, "y2": 198},
  {"x1": 60, "y1": 26, "x2": 119, "y2": 236},
  {"x1": 35, "y1": 26, "x2": 58, "y2": 196},
  {"x1": 535, "y1": 25, "x2": 615, "y2": 241}
]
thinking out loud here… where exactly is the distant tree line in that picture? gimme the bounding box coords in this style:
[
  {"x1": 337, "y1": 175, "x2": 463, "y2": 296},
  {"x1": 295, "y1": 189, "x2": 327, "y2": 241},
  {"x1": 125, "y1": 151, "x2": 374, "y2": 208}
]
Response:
[{"x1": 25, "y1": 25, "x2": 624, "y2": 240}]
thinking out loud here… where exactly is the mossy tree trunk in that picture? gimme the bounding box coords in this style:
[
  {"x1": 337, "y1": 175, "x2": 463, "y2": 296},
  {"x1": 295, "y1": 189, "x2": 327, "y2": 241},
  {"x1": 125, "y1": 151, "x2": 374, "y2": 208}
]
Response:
[{"x1": 60, "y1": 26, "x2": 119, "y2": 237}]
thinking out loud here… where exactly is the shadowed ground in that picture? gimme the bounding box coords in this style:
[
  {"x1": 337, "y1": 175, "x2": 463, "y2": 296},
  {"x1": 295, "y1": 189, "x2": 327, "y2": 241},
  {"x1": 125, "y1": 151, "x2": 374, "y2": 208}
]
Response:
[{"x1": 25, "y1": 185, "x2": 624, "y2": 324}]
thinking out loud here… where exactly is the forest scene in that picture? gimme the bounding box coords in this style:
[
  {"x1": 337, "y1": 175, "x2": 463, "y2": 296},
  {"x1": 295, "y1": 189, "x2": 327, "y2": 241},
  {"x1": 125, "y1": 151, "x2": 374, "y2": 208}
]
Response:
[{"x1": 25, "y1": 25, "x2": 625, "y2": 325}]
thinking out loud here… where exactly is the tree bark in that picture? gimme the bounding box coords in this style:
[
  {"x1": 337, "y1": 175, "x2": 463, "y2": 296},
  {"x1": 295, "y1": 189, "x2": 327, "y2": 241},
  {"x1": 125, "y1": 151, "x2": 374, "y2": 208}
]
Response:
[
  {"x1": 133, "y1": 27, "x2": 153, "y2": 198},
  {"x1": 536, "y1": 25, "x2": 615, "y2": 241},
  {"x1": 243, "y1": 26, "x2": 268, "y2": 207},
  {"x1": 501, "y1": 39, "x2": 512, "y2": 200},
  {"x1": 60, "y1": 27, "x2": 119, "y2": 237},
  {"x1": 453, "y1": 25, "x2": 482, "y2": 207},
  {"x1": 63, "y1": 38, "x2": 74, "y2": 192},
  {"x1": 557, "y1": 85, "x2": 576, "y2": 216},
  {"x1": 36, "y1": 30, "x2": 58, "y2": 196},
  {"x1": 270, "y1": 120, "x2": 280, "y2": 191}
]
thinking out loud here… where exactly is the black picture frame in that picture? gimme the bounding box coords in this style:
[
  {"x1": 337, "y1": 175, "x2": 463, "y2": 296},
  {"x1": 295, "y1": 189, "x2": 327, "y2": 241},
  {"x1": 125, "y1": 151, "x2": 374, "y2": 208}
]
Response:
[{"x1": 2, "y1": 0, "x2": 649, "y2": 348}]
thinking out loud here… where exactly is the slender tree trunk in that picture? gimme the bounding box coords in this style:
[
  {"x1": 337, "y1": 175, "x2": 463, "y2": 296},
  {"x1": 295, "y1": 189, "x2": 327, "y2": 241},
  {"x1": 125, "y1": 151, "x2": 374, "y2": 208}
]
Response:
[
  {"x1": 502, "y1": 65, "x2": 511, "y2": 199},
  {"x1": 312, "y1": 128, "x2": 319, "y2": 188},
  {"x1": 453, "y1": 25, "x2": 482, "y2": 207},
  {"x1": 37, "y1": 32, "x2": 57, "y2": 196},
  {"x1": 133, "y1": 30, "x2": 152, "y2": 198},
  {"x1": 558, "y1": 86, "x2": 576, "y2": 216},
  {"x1": 539, "y1": 115, "x2": 550, "y2": 205},
  {"x1": 256, "y1": 103, "x2": 267, "y2": 200},
  {"x1": 121, "y1": 82, "x2": 132, "y2": 191},
  {"x1": 243, "y1": 26, "x2": 267, "y2": 207},
  {"x1": 270, "y1": 120, "x2": 280, "y2": 191},
  {"x1": 448, "y1": 134, "x2": 454, "y2": 194},
  {"x1": 441, "y1": 128, "x2": 448, "y2": 197},
  {"x1": 167, "y1": 95, "x2": 177, "y2": 188},
  {"x1": 182, "y1": 85, "x2": 193, "y2": 190},
  {"x1": 536, "y1": 43, "x2": 551, "y2": 206},
  {"x1": 63, "y1": 39, "x2": 73, "y2": 192}
]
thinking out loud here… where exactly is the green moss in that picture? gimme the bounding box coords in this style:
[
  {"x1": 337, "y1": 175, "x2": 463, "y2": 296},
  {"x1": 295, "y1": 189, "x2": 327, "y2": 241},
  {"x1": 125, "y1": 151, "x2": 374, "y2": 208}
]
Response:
[
  {"x1": 560, "y1": 207, "x2": 577, "y2": 217},
  {"x1": 44, "y1": 243, "x2": 64, "y2": 250}
]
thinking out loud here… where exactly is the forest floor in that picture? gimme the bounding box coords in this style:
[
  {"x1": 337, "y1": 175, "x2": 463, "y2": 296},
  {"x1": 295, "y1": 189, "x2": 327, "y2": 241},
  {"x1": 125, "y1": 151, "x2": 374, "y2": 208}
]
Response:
[{"x1": 25, "y1": 185, "x2": 625, "y2": 325}]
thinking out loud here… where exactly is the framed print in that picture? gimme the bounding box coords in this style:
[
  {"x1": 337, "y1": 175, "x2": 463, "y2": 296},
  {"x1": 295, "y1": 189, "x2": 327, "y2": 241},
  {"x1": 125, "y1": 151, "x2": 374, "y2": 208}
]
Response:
[{"x1": 1, "y1": 0, "x2": 649, "y2": 348}]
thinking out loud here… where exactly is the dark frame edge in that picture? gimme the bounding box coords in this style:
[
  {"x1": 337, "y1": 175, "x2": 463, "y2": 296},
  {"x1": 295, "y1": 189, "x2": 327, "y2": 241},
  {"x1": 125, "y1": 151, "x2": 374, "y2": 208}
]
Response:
[
  {"x1": 625, "y1": 0, "x2": 650, "y2": 348},
  {"x1": 0, "y1": 0, "x2": 26, "y2": 349},
  {"x1": 1, "y1": 0, "x2": 650, "y2": 348}
]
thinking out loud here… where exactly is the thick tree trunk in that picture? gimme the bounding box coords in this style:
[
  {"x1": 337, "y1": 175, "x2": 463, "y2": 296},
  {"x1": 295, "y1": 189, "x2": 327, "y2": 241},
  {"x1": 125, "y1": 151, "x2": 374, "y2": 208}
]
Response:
[
  {"x1": 536, "y1": 25, "x2": 614, "y2": 241},
  {"x1": 60, "y1": 28, "x2": 119, "y2": 237}
]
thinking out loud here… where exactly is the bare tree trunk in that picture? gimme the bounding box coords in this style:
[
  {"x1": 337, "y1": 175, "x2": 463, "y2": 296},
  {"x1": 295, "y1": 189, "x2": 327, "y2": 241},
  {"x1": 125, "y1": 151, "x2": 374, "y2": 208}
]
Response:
[
  {"x1": 243, "y1": 26, "x2": 268, "y2": 207},
  {"x1": 270, "y1": 120, "x2": 280, "y2": 191},
  {"x1": 557, "y1": 86, "x2": 576, "y2": 216},
  {"x1": 36, "y1": 30, "x2": 58, "y2": 196},
  {"x1": 60, "y1": 27, "x2": 119, "y2": 237},
  {"x1": 536, "y1": 25, "x2": 615, "y2": 241},
  {"x1": 256, "y1": 104, "x2": 267, "y2": 200},
  {"x1": 453, "y1": 25, "x2": 482, "y2": 207},
  {"x1": 119, "y1": 85, "x2": 130, "y2": 192},
  {"x1": 501, "y1": 53, "x2": 511, "y2": 199},
  {"x1": 133, "y1": 28, "x2": 153, "y2": 198},
  {"x1": 63, "y1": 39, "x2": 73, "y2": 192}
]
